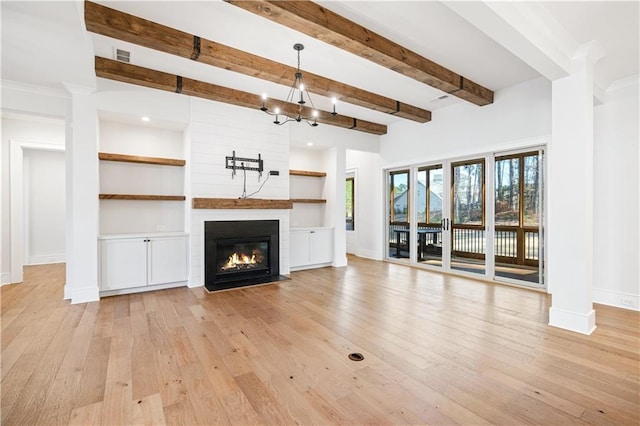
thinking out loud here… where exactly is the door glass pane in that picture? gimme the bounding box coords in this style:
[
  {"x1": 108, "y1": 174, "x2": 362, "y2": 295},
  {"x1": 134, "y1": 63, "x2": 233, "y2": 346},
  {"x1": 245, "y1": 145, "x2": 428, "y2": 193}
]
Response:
[
  {"x1": 417, "y1": 169, "x2": 427, "y2": 224},
  {"x1": 388, "y1": 170, "x2": 410, "y2": 260},
  {"x1": 392, "y1": 172, "x2": 409, "y2": 223},
  {"x1": 453, "y1": 163, "x2": 483, "y2": 225},
  {"x1": 451, "y1": 161, "x2": 485, "y2": 274},
  {"x1": 417, "y1": 166, "x2": 443, "y2": 267},
  {"x1": 523, "y1": 155, "x2": 540, "y2": 227},
  {"x1": 495, "y1": 158, "x2": 520, "y2": 226},
  {"x1": 429, "y1": 168, "x2": 443, "y2": 223},
  {"x1": 494, "y1": 152, "x2": 543, "y2": 285}
]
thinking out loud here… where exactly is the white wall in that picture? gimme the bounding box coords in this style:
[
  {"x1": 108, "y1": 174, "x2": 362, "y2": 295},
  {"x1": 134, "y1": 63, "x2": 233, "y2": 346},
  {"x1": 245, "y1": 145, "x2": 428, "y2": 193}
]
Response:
[
  {"x1": 24, "y1": 149, "x2": 65, "y2": 264},
  {"x1": 1, "y1": 115, "x2": 65, "y2": 283},
  {"x1": 380, "y1": 77, "x2": 552, "y2": 167},
  {"x1": 593, "y1": 81, "x2": 640, "y2": 310}
]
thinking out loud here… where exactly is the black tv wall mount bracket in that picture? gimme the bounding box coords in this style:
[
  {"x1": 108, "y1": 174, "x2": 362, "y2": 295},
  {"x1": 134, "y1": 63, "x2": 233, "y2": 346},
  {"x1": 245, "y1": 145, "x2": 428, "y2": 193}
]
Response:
[{"x1": 225, "y1": 151, "x2": 264, "y2": 179}]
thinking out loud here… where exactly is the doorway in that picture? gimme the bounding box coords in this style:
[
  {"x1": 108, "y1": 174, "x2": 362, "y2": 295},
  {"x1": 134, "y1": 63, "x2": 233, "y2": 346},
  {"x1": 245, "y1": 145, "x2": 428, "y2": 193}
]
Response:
[{"x1": 9, "y1": 140, "x2": 65, "y2": 283}]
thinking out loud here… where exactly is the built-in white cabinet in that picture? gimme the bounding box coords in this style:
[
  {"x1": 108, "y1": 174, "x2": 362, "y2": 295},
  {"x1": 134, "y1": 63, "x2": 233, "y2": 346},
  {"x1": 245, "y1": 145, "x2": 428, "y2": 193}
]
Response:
[
  {"x1": 290, "y1": 227, "x2": 334, "y2": 270},
  {"x1": 99, "y1": 233, "x2": 188, "y2": 294}
]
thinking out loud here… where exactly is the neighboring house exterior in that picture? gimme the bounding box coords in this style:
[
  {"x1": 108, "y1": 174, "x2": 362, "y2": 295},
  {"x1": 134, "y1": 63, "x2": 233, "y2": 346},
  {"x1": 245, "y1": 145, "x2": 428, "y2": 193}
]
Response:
[{"x1": 393, "y1": 180, "x2": 443, "y2": 223}]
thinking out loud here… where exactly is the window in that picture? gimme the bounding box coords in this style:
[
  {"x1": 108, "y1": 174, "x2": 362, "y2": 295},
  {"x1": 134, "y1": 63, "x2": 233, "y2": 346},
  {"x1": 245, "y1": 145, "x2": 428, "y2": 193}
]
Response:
[
  {"x1": 346, "y1": 177, "x2": 355, "y2": 231},
  {"x1": 452, "y1": 160, "x2": 484, "y2": 226},
  {"x1": 389, "y1": 170, "x2": 410, "y2": 224},
  {"x1": 494, "y1": 152, "x2": 540, "y2": 227},
  {"x1": 417, "y1": 166, "x2": 443, "y2": 225}
]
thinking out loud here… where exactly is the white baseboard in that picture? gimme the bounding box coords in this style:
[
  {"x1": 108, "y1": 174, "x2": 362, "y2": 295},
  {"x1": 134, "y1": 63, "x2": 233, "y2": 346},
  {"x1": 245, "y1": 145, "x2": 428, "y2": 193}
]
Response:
[
  {"x1": 549, "y1": 307, "x2": 597, "y2": 335},
  {"x1": 1, "y1": 272, "x2": 11, "y2": 286},
  {"x1": 66, "y1": 285, "x2": 100, "y2": 304},
  {"x1": 100, "y1": 281, "x2": 187, "y2": 297},
  {"x1": 355, "y1": 248, "x2": 383, "y2": 261},
  {"x1": 27, "y1": 254, "x2": 65, "y2": 265},
  {"x1": 593, "y1": 288, "x2": 640, "y2": 311},
  {"x1": 187, "y1": 280, "x2": 203, "y2": 289}
]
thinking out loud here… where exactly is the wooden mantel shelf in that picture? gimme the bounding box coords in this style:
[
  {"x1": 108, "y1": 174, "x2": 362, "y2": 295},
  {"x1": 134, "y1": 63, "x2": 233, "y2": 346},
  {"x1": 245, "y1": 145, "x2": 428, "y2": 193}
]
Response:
[
  {"x1": 99, "y1": 152, "x2": 186, "y2": 167},
  {"x1": 289, "y1": 169, "x2": 326, "y2": 177},
  {"x1": 291, "y1": 199, "x2": 327, "y2": 204},
  {"x1": 193, "y1": 198, "x2": 293, "y2": 210},
  {"x1": 100, "y1": 194, "x2": 186, "y2": 201}
]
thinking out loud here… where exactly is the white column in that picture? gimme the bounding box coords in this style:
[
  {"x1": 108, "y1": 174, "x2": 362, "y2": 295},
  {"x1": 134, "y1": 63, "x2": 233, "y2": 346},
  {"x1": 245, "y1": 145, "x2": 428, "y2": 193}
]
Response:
[
  {"x1": 63, "y1": 84, "x2": 100, "y2": 303},
  {"x1": 548, "y1": 42, "x2": 604, "y2": 334},
  {"x1": 322, "y1": 146, "x2": 347, "y2": 267},
  {"x1": 334, "y1": 145, "x2": 347, "y2": 267}
]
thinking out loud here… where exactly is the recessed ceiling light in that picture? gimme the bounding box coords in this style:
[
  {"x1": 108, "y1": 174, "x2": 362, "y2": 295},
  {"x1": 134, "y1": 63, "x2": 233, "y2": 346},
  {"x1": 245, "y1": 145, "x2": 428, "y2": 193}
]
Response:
[
  {"x1": 141, "y1": 116, "x2": 150, "y2": 122},
  {"x1": 307, "y1": 142, "x2": 313, "y2": 146}
]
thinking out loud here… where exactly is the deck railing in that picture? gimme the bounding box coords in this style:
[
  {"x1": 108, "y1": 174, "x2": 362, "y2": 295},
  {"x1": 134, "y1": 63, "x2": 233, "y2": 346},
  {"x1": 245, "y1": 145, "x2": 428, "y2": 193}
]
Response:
[{"x1": 389, "y1": 223, "x2": 539, "y2": 264}]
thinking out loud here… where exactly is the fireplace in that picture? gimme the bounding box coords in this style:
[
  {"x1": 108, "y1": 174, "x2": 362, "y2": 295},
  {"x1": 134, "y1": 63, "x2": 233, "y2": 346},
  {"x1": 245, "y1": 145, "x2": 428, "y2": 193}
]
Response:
[{"x1": 205, "y1": 220, "x2": 280, "y2": 291}]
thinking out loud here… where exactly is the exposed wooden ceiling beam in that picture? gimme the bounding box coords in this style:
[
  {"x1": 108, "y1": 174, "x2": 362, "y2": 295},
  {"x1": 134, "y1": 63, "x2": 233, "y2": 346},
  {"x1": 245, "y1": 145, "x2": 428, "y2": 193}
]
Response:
[
  {"x1": 84, "y1": 1, "x2": 430, "y2": 123},
  {"x1": 94, "y1": 57, "x2": 387, "y2": 135},
  {"x1": 225, "y1": 0, "x2": 494, "y2": 106}
]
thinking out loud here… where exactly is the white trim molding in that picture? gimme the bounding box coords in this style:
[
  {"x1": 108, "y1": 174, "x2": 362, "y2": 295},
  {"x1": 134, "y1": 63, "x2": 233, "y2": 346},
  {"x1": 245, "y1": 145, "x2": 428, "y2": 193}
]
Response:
[
  {"x1": 593, "y1": 289, "x2": 640, "y2": 311},
  {"x1": 549, "y1": 307, "x2": 597, "y2": 335},
  {"x1": 28, "y1": 254, "x2": 66, "y2": 266},
  {"x1": 1, "y1": 273, "x2": 10, "y2": 286},
  {"x1": 68, "y1": 286, "x2": 100, "y2": 304}
]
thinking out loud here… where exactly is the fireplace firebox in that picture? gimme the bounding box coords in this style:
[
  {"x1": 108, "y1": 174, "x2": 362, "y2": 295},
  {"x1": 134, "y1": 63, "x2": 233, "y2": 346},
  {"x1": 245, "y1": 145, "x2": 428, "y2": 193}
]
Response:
[{"x1": 205, "y1": 220, "x2": 280, "y2": 291}]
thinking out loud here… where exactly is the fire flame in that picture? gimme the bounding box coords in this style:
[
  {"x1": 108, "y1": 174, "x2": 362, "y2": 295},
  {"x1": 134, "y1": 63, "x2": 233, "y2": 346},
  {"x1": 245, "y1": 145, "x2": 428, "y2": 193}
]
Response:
[{"x1": 223, "y1": 252, "x2": 256, "y2": 269}]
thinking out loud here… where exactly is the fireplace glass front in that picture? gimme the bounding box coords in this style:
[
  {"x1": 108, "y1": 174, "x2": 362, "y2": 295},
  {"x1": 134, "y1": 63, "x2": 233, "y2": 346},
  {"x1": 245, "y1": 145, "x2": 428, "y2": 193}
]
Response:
[
  {"x1": 216, "y1": 238, "x2": 270, "y2": 276},
  {"x1": 205, "y1": 219, "x2": 280, "y2": 291}
]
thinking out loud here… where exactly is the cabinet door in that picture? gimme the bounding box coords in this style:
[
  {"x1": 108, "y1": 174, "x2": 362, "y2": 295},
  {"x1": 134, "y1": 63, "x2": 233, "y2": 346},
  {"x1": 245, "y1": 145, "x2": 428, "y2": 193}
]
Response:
[
  {"x1": 147, "y1": 236, "x2": 188, "y2": 286},
  {"x1": 310, "y1": 229, "x2": 334, "y2": 264},
  {"x1": 290, "y1": 230, "x2": 311, "y2": 267},
  {"x1": 101, "y1": 238, "x2": 147, "y2": 290}
]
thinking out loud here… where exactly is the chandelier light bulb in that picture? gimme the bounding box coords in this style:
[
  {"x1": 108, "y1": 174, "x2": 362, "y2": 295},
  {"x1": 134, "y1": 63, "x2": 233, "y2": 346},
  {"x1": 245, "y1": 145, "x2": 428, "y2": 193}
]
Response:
[{"x1": 260, "y1": 93, "x2": 268, "y2": 111}]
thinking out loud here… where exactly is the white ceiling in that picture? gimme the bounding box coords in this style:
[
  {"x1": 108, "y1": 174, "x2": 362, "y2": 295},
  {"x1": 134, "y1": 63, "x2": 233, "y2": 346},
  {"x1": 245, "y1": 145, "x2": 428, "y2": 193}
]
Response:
[{"x1": 1, "y1": 1, "x2": 638, "y2": 127}]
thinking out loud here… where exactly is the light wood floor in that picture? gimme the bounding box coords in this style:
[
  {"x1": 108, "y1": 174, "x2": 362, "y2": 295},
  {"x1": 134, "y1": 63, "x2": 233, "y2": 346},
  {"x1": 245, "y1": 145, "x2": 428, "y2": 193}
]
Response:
[{"x1": 2, "y1": 257, "x2": 639, "y2": 425}]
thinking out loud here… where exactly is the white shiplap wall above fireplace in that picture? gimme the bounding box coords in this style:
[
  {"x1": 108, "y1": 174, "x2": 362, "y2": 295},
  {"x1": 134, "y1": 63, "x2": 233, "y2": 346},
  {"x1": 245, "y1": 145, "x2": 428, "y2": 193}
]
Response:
[{"x1": 188, "y1": 99, "x2": 291, "y2": 287}]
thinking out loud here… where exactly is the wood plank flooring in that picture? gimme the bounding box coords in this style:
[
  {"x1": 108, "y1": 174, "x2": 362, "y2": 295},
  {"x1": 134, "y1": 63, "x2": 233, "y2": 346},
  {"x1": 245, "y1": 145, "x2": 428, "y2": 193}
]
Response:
[{"x1": 2, "y1": 257, "x2": 639, "y2": 425}]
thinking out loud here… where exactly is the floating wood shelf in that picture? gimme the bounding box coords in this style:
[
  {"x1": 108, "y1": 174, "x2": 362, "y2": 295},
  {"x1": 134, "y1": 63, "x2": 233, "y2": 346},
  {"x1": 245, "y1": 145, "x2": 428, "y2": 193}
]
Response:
[
  {"x1": 99, "y1": 194, "x2": 186, "y2": 201},
  {"x1": 291, "y1": 199, "x2": 327, "y2": 204},
  {"x1": 193, "y1": 198, "x2": 293, "y2": 210},
  {"x1": 289, "y1": 169, "x2": 327, "y2": 178},
  {"x1": 99, "y1": 152, "x2": 186, "y2": 167}
]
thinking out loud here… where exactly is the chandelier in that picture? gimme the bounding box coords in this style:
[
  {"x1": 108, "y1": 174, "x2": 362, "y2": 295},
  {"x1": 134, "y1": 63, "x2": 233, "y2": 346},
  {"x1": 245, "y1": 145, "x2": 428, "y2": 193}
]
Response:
[{"x1": 260, "y1": 43, "x2": 337, "y2": 126}]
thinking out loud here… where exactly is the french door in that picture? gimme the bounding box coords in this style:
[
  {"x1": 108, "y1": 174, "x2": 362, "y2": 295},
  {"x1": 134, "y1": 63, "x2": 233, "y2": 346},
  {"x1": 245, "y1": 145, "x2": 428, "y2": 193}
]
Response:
[
  {"x1": 386, "y1": 149, "x2": 544, "y2": 287},
  {"x1": 450, "y1": 159, "x2": 486, "y2": 275}
]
